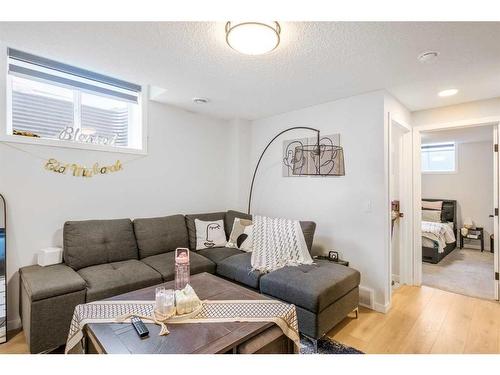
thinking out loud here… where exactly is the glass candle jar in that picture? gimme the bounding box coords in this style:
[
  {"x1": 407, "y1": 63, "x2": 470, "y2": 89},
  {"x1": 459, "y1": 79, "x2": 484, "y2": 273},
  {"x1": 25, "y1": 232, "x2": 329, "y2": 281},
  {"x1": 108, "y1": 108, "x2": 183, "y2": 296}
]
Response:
[{"x1": 155, "y1": 287, "x2": 175, "y2": 317}]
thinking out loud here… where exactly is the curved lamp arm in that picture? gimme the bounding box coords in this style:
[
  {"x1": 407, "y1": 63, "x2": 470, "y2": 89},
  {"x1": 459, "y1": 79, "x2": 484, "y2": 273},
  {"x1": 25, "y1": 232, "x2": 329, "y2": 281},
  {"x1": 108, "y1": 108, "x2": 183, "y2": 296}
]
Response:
[{"x1": 247, "y1": 126, "x2": 320, "y2": 214}]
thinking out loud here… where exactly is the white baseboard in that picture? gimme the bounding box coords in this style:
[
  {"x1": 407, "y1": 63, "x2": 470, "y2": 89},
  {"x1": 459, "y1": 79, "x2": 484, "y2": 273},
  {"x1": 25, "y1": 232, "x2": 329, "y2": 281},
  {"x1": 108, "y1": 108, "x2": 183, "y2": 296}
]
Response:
[
  {"x1": 392, "y1": 274, "x2": 400, "y2": 283},
  {"x1": 7, "y1": 317, "x2": 21, "y2": 331},
  {"x1": 358, "y1": 285, "x2": 391, "y2": 313},
  {"x1": 373, "y1": 301, "x2": 391, "y2": 313}
]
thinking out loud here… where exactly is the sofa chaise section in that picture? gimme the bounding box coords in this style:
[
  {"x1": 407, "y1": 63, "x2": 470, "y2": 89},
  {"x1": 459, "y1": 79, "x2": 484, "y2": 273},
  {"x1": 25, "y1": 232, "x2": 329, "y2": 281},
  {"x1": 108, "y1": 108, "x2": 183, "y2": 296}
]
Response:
[{"x1": 259, "y1": 259, "x2": 360, "y2": 339}]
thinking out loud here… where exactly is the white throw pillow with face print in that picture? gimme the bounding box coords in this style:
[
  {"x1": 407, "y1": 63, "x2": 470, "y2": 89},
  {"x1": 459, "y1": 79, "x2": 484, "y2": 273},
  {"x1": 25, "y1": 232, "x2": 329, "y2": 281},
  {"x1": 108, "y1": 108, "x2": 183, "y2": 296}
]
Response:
[{"x1": 195, "y1": 219, "x2": 227, "y2": 250}]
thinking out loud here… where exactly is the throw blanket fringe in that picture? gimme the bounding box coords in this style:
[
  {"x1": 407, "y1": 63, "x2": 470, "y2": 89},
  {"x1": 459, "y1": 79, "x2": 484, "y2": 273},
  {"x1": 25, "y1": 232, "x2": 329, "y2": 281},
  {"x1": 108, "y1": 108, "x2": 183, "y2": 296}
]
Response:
[
  {"x1": 65, "y1": 299, "x2": 300, "y2": 354},
  {"x1": 251, "y1": 215, "x2": 313, "y2": 273}
]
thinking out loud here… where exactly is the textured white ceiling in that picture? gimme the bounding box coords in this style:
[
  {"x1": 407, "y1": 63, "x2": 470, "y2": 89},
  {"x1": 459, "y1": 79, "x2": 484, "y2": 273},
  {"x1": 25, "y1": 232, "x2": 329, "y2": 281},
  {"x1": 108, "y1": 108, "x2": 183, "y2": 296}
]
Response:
[{"x1": 1, "y1": 22, "x2": 500, "y2": 120}]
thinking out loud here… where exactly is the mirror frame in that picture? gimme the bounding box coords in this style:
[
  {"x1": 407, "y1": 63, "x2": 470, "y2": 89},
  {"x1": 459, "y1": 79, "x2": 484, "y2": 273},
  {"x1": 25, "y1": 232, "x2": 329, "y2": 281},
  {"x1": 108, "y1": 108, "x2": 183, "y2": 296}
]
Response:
[{"x1": 0, "y1": 193, "x2": 6, "y2": 344}]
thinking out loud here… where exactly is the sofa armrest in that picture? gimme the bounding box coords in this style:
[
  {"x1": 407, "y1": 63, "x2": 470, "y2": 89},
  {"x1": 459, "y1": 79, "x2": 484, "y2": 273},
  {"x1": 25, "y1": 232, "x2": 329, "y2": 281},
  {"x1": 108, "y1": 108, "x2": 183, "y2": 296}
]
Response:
[{"x1": 20, "y1": 264, "x2": 86, "y2": 301}]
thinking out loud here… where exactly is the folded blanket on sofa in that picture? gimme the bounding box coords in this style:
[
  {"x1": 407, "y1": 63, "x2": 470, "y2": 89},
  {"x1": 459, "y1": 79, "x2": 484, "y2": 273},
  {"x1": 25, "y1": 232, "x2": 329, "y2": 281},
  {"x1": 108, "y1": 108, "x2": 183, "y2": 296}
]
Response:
[{"x1": 251, "y1": 215, "x2": 313, "y2": 273}]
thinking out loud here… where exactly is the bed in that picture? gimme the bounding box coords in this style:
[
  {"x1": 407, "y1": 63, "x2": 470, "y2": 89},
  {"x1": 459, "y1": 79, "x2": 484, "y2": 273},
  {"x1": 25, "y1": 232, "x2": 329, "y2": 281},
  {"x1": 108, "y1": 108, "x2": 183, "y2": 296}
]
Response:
[{"x1": 422, "y1": 199, "x2": 457, "y2": 264}]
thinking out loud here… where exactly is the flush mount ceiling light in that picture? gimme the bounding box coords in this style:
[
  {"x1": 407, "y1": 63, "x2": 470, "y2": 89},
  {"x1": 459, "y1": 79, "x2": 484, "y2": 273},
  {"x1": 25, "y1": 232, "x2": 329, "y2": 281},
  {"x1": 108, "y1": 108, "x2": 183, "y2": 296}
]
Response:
[
  {"x1": 418, "y1": 51, "x2": 439, "y2": 63},
  {"x1": 438, "y1": 89, "x2": 459, "y2": 97},
  {"x1": 225, "y1": 21, "x2": 281, "y2": 55}
]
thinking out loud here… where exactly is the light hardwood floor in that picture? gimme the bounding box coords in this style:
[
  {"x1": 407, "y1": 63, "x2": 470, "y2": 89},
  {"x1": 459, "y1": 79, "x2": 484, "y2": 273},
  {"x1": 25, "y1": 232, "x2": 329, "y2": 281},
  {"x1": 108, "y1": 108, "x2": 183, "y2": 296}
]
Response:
[
  {"x1": 328, "y1": 285, "x2": 500, "y2": 354},
  {"x1": 0, "y1": 284, "x2": 499, "y2": 354}
]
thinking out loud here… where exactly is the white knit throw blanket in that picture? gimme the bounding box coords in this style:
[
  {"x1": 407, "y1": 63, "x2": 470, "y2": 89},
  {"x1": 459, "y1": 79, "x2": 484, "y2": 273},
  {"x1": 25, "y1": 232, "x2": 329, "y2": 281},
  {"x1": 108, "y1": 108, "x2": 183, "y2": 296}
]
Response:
[{"x1": 251, "y1": 215, "x2": 313, "y2": 273}]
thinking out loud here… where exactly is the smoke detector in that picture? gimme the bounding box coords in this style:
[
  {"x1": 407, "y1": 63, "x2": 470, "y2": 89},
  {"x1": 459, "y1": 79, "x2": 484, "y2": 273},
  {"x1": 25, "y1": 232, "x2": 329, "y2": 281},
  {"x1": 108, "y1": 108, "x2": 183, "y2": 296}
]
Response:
[
  {"x1": 418, "y1": 51, "x2": 439, "y2": 63},
  {"x1": 193, "y1": 97, "x2": 209, "y2": 104}
]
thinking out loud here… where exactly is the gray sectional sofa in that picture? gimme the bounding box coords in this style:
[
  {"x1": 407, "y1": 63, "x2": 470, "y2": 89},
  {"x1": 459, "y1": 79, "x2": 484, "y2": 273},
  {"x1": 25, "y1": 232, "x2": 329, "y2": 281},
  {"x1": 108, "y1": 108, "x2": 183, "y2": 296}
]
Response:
[{"x1": 19, "y1": 210, "x2": 360, "y2": 353}]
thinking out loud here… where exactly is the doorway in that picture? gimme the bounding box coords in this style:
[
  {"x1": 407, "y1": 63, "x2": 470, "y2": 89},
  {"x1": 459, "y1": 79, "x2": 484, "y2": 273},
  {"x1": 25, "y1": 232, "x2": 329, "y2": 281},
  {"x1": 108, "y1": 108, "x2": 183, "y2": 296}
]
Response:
[{"x1": 412, "y1": 119, "x2": 500, "y2": 301}]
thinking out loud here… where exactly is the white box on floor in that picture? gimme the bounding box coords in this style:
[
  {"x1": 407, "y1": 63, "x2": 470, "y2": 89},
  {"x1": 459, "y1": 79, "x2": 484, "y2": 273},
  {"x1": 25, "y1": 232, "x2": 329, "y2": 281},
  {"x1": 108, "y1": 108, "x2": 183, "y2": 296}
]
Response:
[{"x1": 37, "y1": 247, "x2": 63, "y2": 267}]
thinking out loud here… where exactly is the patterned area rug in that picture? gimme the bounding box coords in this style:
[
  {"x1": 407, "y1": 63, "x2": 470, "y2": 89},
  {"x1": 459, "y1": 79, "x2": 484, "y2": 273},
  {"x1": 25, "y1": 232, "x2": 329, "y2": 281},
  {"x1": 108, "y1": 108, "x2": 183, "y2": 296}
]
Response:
[{"x1": 300, "y1": 336, "x2": 364, "y2": 354}]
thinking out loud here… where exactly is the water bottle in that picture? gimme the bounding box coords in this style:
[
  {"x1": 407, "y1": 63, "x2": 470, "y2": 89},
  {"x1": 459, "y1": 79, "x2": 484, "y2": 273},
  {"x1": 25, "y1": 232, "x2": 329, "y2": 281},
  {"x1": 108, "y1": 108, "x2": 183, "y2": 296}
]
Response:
[{"x1": 175, "y1": 248, "x2": 190, "y2": 290}]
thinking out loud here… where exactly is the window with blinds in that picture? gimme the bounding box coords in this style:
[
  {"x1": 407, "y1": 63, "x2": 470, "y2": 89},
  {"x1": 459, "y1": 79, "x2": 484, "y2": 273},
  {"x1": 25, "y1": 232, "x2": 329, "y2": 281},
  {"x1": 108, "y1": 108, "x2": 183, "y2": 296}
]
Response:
[
  {"x1": 6, "y1": 48, "x2": 143, "y2": 151},
  {"x1": 421, "y1": 143, "x2": 457, "y2": 173}
]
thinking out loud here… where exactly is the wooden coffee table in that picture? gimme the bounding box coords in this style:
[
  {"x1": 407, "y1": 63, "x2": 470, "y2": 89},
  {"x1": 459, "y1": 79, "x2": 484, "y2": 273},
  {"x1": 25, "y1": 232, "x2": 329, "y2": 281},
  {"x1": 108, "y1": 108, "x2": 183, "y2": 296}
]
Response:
[{"x1": 84, "y1": 273, "x2": 295, "y2": 354}]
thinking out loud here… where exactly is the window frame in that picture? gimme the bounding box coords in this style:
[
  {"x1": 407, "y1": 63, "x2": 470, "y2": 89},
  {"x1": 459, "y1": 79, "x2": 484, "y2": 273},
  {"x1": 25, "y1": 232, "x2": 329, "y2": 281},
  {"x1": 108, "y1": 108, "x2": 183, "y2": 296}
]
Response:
[
  {"x1": 0, "y1": 45, "x2": 148, "y2": 155},
  {"x1": 421, "y1": 142, "x2": 458, "y2": 175}
]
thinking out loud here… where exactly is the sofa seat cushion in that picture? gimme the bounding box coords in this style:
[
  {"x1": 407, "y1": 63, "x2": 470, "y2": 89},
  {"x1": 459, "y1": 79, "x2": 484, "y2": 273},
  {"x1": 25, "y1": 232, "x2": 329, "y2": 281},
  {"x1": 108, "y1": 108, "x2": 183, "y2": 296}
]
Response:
[
  {"x1": 20, "y1": 264, "x2": 86, "y2": 302},
  {"x1": 141, "y1": 251, "x2": 216, "y2": 281},
  {"x1": 216, "y1": 253, "x2": 261, "y2": 289},
  {"x1": 78, "y1": 260, "x2": 162, "y2": 302},
  {"x1": 196, "y1": 247, "x2": 244, "y2": 265},
  {"x1": 133, "y1": 215, "x2": 189, "y2": 258},
  {"x1": 259, "y1": 260, "x2": 360, "y2": 313}
]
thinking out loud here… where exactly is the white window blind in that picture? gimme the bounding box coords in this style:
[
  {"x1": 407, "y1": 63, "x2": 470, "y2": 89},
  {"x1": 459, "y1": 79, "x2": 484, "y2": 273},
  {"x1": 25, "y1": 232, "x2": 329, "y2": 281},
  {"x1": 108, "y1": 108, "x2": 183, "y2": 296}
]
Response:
[{"x1": 7, "y1": 48, "x2": 142, "y2": 150}]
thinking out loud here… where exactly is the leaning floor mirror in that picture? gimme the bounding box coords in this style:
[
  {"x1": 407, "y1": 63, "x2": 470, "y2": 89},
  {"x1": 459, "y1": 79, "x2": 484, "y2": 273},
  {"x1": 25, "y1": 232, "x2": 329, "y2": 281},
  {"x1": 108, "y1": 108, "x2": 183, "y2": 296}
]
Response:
[{"x1": 0, "y1": 194, "x2": 5, "y2": 343}]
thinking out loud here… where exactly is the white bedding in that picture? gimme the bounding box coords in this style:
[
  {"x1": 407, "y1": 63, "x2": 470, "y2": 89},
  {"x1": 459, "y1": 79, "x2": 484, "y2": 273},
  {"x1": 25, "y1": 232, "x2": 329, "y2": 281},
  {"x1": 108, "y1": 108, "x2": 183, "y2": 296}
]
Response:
[{"x1": 422, "y1": 221, "x2": 456, "y2": 253}]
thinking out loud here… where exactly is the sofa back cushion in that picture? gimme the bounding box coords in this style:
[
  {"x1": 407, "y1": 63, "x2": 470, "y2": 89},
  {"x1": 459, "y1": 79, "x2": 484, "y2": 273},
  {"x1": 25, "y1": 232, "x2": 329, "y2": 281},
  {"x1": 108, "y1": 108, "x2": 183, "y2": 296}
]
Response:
[
  {"x1": 63, "y1": 219, "x2": 138, "y2": 270},
  {"x1": 185, "y1": 212, "x2": 226, "y2": 250},
  {"x1": 299, "y1": 221, "x2": 316, "y2": 253},
  {"x1": 133, "y1": 215, "x2": 189, "y2": 258}
]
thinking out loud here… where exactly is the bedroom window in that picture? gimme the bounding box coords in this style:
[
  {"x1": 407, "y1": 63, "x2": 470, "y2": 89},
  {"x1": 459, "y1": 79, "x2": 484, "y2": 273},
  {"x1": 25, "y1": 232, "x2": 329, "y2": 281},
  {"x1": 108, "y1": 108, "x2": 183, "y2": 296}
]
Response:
[
  {"x1": 4, "y1": 48, "x2": 145, "y2": 153},
  {"x1": 421, "y1": 142, "x2": 457, "y2": 173}
]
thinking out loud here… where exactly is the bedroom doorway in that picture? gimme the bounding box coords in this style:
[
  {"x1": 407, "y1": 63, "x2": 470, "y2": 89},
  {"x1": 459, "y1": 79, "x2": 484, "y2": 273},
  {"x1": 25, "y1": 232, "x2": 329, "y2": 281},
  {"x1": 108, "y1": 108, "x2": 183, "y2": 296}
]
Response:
[{"x1": 413, "y1": 119, "x2": 500, "y2": 301}]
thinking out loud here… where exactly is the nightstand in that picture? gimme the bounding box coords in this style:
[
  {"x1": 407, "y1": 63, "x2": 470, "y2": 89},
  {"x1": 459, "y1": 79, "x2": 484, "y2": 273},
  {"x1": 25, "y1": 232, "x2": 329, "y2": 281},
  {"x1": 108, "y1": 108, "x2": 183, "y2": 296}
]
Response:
[{"x1": 460, "y1": 227, "x2": 484, "y2": 252}]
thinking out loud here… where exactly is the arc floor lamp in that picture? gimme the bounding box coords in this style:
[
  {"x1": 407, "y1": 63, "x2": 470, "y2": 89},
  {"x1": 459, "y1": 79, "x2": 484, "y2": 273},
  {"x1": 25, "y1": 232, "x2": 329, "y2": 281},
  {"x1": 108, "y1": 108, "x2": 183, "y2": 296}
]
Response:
[{"x1": 247, "y1": 127, "x2": 345, "y2": 214}]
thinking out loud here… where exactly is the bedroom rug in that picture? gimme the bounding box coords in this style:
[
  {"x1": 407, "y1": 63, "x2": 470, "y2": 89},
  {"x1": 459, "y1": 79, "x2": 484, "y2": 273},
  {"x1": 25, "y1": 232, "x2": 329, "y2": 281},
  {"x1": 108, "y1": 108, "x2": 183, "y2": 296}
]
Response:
[
  {"x1": 422, "y1": 247, "x2": 494, "y2": 300},
  {"x1": 300, "y1": 336, "x2": 364, "y2": 354}
]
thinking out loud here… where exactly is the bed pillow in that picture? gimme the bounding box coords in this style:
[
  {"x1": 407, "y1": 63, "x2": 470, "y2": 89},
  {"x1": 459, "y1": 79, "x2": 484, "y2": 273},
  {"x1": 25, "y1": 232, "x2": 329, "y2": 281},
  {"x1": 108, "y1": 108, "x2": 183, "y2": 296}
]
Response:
[
  {"x1": 226, "y1": 218, "x2": 253, "y2": 252},
  {"x1": 422, "y1": 200, "x2": 443, "y2": 211},
  {"x1": 194, "y1": 219, "x2": 227, "y2": 250},
  {"x1": 422, "y1": 210, "x2": 442, "y2": 223}
]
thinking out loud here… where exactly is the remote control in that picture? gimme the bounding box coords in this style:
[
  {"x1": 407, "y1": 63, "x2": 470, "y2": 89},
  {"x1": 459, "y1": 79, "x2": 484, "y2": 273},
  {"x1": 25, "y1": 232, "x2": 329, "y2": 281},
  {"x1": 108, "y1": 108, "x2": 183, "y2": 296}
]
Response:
[{"x1": 131, "y1": 316, "x2": 149, "y2": 338}]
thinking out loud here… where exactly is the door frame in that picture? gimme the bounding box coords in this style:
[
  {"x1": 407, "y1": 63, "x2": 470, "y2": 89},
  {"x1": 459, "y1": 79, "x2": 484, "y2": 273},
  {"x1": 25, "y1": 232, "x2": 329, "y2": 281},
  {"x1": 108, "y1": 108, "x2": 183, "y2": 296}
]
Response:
[
  {"x1": 387, "y1": 115, "x2": 413, "y2": 304},
  {"x1": 412, "y1": 116, "x2": 500, "y2": 301}
]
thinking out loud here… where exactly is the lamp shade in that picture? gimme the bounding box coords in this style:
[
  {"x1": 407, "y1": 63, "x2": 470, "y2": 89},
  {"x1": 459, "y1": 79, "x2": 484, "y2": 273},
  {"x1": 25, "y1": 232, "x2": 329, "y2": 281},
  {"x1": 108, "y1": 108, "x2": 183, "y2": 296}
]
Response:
[
  {"x1": 464, "y1": 217, "x2": 474, "y2": 229},
  {"x1": 292, "y1": 144, "x2": 345, "y2": 176}
]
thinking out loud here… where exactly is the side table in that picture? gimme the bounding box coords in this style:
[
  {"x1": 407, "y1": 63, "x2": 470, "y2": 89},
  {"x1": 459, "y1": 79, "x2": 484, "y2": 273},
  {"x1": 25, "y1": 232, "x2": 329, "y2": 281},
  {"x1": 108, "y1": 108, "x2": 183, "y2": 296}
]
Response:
[{"x1": 460, "y1": 227, "x2": 484, "y2": 252}]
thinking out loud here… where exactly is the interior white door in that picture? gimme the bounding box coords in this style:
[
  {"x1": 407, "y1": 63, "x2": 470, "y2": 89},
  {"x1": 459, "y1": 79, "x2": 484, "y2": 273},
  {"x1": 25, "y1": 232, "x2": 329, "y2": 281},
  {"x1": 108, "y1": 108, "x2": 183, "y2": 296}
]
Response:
[
  {"x1": 389, "y1": 119, "x2": 412, "y2": 291},
  {"x1": 494, "y1": 125, "x2": 499, "y2": 301}
]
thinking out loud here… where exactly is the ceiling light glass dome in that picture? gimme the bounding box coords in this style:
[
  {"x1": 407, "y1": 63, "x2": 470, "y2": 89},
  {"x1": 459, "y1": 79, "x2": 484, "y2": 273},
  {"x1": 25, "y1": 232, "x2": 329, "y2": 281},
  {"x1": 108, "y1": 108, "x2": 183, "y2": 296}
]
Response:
[{"x1": 225, "y1": 22, "x2": 281, "y2": 55}]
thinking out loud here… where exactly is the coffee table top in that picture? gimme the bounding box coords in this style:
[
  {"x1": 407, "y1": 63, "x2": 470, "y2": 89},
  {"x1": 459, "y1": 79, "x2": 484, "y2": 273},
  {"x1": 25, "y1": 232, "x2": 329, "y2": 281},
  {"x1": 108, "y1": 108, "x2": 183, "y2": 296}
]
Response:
[{"x1": 85, "y1": 273, "x2": 275, "y2": 354}]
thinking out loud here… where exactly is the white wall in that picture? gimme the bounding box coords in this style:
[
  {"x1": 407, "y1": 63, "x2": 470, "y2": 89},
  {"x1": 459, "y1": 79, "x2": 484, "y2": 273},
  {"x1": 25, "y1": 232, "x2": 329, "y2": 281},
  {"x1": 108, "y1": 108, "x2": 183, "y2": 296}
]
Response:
[
  {"x1": 422, "y1": 139, "x2": 493, "y2": 249},
  {"x1": 0, "y1": 101, "x2": 237, "y2": 328},
  {"x1": 413, "y1": 97, "x2": 500, "y2": 126},
  {"x1": 246, "y1": 91, "x2": 393, "y2": 310}
]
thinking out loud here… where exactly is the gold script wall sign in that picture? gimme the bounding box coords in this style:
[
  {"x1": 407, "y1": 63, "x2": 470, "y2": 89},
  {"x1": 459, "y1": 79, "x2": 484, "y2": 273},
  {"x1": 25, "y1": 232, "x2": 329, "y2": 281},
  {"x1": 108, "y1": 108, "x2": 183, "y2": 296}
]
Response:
[{"x1": 44, "y1": 158, "x2": 123, "y2": 178}]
